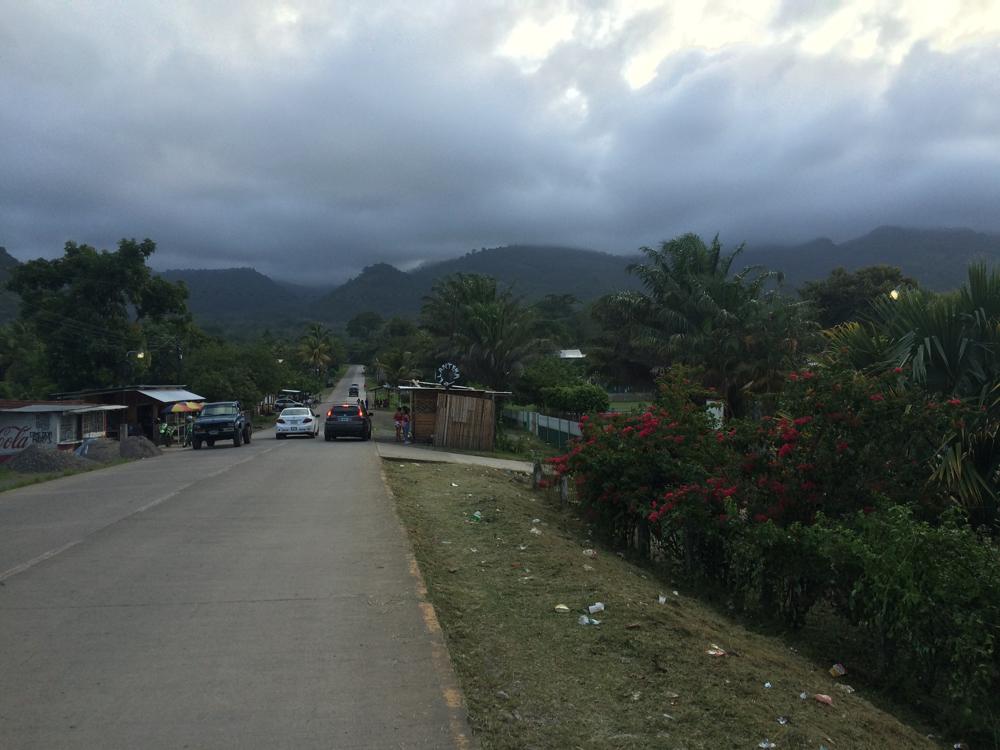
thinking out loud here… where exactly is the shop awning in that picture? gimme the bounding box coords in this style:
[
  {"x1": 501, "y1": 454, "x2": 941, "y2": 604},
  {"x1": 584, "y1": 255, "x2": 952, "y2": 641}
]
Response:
[{"x1": 137, "y1": 389, "x2": 205, "y2": 403}]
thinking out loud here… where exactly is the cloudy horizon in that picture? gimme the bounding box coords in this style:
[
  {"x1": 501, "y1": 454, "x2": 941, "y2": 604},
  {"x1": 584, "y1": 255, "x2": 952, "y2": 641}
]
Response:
[{"x1": 2, "y1": 1, "x2": 999, "y2": 283}]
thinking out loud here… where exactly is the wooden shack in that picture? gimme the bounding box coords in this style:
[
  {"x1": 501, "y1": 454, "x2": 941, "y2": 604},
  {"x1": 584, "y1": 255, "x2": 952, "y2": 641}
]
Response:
[{"x1": 400, "y1": 383, "x2": 510, "y2": 451}]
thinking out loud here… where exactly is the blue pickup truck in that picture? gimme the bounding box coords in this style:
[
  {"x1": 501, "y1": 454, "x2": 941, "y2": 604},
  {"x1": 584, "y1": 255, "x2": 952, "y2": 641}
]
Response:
[{"x1": 192, "y1": 401, "x2": 252, "y2": 449}]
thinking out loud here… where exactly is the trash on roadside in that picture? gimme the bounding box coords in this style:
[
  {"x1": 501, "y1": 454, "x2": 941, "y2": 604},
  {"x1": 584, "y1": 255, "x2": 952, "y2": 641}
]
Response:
[
  {"x1": 532, "y1": 518, "x2": 541, "y2": 524},
  {"x1": 625, "y1": 622, "x2": 641, "y2": 630},
  {"x1": 758, "y1": 740, "x2": 776, "y2": 749},
  {"x1": 829, "y1": 662, "x2": 847, "y2": 678},
  {"x1": 582, "y1": 564, "x2": 594, "y2": 571},
  {"x1": 554, "y1": 604, "x2": 570, "y2": 613},
  {"x1": 813, "y1": 693, "x2": 834, "y2": 706},
  {"x1": 799, "y1": 692, "x2": 808, "y2": 700},
  {"x1": 578, "y1": 615, "x2": 601, "y2": 626},
  {"x1": 529, "y1": 527, "x2": 543, "y2": 535},
  {"x1": 510, "y1": 562, "x2": 522, "y2": 569},
  {"x1": 582, "y1": 548, "x2": 598, "y2": 558},
  {"x1": 764, "y1": 681, "x2": 772, "y2": 689},
  {"x1": 662, "y1": 713, "x2": 676, "y2": 721},
  {"x1": 706, "y1": 644, "x2": 727, "y2": 657},
  {"x1": 469, "y1": 547, "x2": 478, "y2": 552},
  {"x1": 658, "y1": 594, "x2": 668, "y2": 604},
  {"x1": 672, "y1": 590, "x2": 680, "y2": 597},
  {"x1": 447, "y1": 567, "x2": 459, "y2": 573},
  {"x1": 954, "y1": 743, "x2": 970, "y2": 749},
  {"x1": 777, "y1": 716, "x2": 789, "y2": 725},
  {"x1": 664, "y1": 690, "x2": 680, "y2": 699},
  {"x1": 631, "y1": 691, "x2": 641, "y2": 701},
  {"x1": 441, "y1": 540, "x2": 452, "y2": 545},
  {"x1": 836, "y1": 683, "x2": 855, "y2": 694},
  {"x1": 587, "y1": 602, "x2": 605, "y2": 614},
  {"x1": 470, "y1": 510, "x2": 482, "y2": 522},
  {"x1": 451, "y1": 482, "x2": 459, "y2": 487},
  {"x1": 518, "y1": 544, "x2": 527, "y2": 551}
]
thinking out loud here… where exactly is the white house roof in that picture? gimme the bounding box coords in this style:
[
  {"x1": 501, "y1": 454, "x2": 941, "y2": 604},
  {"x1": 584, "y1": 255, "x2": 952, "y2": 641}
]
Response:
[
  {"x1": 137, "y1": 389, "x2": 205, "y2": 403},
  {"x1": 558, "y1": 349, "x2": 586, "y2": 359}
]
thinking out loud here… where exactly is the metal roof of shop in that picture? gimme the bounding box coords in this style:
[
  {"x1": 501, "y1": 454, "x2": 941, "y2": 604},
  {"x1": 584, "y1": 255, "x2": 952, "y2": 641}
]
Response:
[{"x1": 137, "y1": 389, "x2": 204, "y2": 403}]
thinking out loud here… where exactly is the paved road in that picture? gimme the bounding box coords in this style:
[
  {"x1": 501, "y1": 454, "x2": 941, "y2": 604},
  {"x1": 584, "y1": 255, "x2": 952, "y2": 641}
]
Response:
[{"x1": 0, "y1": 366, "x2": 472, "y2": 749}]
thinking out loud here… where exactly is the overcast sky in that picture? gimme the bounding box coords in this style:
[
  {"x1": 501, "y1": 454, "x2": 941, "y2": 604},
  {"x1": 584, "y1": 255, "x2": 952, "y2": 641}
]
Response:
[{"x1": 2, "y1": 1, "x2": 999, "y2": 283}]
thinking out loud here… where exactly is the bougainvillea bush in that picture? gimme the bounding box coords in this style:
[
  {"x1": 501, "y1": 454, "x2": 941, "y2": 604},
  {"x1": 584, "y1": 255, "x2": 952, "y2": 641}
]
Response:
[{"x1": 550, "y1": 366, "x2": 1000, "y2": 741}]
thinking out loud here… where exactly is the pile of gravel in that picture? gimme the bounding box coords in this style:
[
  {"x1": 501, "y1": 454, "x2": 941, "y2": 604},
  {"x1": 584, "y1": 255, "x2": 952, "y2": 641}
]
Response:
[
  {"x1": 8, "y1": 444, "x2": 95, "y2": 473},
  {"x1": 119, "y1": 435, "x2": 162, "y2": 459},
  {"x1": 74, "y1": 438, "x2": 121, "y2": 463}
]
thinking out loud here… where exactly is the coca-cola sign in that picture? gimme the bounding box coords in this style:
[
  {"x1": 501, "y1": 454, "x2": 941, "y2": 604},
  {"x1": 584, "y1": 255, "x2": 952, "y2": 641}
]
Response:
[{"x1": 0, "y1": 425, "x2": 31, "y2": 451}]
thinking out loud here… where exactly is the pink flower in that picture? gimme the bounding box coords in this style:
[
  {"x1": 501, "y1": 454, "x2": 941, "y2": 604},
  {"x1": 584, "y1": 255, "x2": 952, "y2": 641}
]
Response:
[
  {"x1": 869, "y1": 394, "x2": 884, "y2": 402},
  {"x1": 947, "y1": 398, "x2": 962, "y2": 406},
  {"x1": 777, "y1": 443, "x2": 794, "y2": 458}
]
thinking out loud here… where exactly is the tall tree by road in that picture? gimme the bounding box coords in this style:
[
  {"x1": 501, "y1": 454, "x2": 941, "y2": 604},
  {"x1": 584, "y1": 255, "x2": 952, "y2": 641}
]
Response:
[
  {"x1": 595, "y1": 233, "x2": 816, "y2": 415},
  {"x1": 7, "y1": 238, "x2": 189, "y2": 391}
]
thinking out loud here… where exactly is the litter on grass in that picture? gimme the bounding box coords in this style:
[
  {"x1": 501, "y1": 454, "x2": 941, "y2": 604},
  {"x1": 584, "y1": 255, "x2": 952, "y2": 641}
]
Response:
[
  {"x1": 764, "y1": 682, "x2": 772, "y2": 689},
  {"x1": 758, "y1": 740, "x2": 776, "y2": 749},
  {"x1": 587, "y1": 602, "x2": 605, "y2": 614},
  {"x1": 532, "y1": 518, "x2": 541, "y2": 524},
  {"x1": 836, "y1": 683, "x2": 855, "y2": 694},
  {"x1": 470, "y1": 510, "x2": 482, "y2": 522},
  {"x1": 799, "y1": 692, "x2": 808, "y2": 700},
  {"x1": 583, "y1": 564, "x2": 594, "y2": 571},
  {"x1": 658, "y1": 594, "x2": 668, "y2": 604},
  {"x1": 814, "y1": 693, "x2": 834, "y2": 706},
  {"x1": 451, "y1": 482, "x2": 459, "y2": 487},
  {"x1": 777, "y1": 716, "x2": 789, "y2": 725},
  {"x1": 554, "y1": 604, "x2": 570, "y2": 613},
  {"x1": 706, "y1": 644, "x2": 727, "y2": 657},
  {"x1": 578, "y1": 615, "x2": 601, "y2": 626},
  {"x1": 529, "y1": 527, "x2": 543, "y2": 535},
  {"x1": 829, "y1": 662, "x2": 847, "y2": 677},
  {"x1": 582, "y1": 548, "x2": 598, "y2": 558},
  {"x1": 625, "y1": 622, "x2": 641, "y2": 630}
]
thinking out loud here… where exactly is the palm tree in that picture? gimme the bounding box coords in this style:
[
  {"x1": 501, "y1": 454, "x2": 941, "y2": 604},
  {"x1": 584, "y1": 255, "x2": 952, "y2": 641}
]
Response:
[
  {"x1": 421, "y1": 273, "x2": 545, "y2": 390},
  {"x1": 825, "y1": 265, "x2": 1000, "y2": 528},
  {"x1": 595, "y1": 233, "x2": 816, "y2": 415},
  {"x1": 297, "y1": 324, "x2": 334, "y2": 377}
]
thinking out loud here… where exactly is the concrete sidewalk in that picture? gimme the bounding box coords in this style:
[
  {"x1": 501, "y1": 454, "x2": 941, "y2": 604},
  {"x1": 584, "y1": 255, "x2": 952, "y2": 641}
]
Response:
[{"x1": 376, "y1": 441, "x2": 533, "y2": 473}]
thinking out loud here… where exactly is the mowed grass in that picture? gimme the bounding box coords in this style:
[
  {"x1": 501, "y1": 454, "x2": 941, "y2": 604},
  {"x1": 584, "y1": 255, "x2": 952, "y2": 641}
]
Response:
[{"x1": 383, "y1": 461, "x2": 941, "y2": 750}]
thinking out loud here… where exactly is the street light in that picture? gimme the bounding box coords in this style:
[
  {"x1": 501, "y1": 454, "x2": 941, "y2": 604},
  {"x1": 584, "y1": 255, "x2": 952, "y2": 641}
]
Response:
[{"x1": 889, "y1": 289, "x2": 900, "y2": 300}]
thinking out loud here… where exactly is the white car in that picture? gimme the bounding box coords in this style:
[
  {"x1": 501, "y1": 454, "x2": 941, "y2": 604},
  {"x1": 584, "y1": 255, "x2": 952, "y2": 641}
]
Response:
[{"x1": 275, "y1": 407, "x2": 320, "y2": 439}]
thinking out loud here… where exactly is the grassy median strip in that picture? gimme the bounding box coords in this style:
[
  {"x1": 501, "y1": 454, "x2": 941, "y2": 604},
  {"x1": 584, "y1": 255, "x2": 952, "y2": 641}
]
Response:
[{"x1": 383, "y1": 461, "x2": 939, "y2": 750}]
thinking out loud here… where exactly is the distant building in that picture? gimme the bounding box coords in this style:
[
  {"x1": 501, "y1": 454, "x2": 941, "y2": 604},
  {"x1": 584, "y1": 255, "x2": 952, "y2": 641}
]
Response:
[
  {"x1": 0, "y1": 400, "x2": 126, "y2": 462},
  {"x1": 557, "y1": 348, "x2": 586, "y2": 359}
]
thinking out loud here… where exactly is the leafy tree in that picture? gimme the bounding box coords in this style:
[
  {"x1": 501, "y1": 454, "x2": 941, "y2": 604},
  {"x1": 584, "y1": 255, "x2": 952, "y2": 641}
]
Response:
[
  {"x1": 346, "y1": 311, "x2": 384, "y2": 341},
  {"x1": 6, "y1": 238, "x2": 189, "y2": 391},
  {"x1": 0, "y1": 320, "x2": 54, "y2": 398},
  {"x1": 514, "y1": 356, "x2": 585, "y2": 406},
  {"x1": 799, "y1": 265, "x2": 917, "y2": 328}
]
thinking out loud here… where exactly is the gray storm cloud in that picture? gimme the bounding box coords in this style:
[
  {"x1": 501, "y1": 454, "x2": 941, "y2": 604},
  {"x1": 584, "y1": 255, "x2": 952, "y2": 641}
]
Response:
[{"x1": 1, "y1": 1, "x2": 998, "y2": 283}]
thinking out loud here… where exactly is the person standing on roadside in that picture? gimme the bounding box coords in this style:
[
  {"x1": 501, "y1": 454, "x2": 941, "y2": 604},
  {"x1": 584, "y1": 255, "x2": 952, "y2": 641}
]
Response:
[
  {"x1": 402, "y1": 406, "x2": 411, "y2": 443},
  {"x1": 393, "y1": 406, "x2": 403, "y2": 442}
]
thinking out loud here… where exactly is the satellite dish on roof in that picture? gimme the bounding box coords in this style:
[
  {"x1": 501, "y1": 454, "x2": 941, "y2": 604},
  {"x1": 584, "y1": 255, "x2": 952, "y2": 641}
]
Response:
[{"x1": 437, "y1": 362, "x2": 460, "y2": 388}]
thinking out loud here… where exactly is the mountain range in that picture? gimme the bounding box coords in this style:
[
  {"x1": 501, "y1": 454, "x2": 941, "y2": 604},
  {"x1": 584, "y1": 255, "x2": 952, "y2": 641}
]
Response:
[{"x1": 3, "y1": 227, "x2": 1000, "y2": 333}]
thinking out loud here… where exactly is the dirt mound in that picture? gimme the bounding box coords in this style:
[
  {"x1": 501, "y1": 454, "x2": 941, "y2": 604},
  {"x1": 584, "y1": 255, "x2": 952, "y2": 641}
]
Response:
[
  {"x1": 8, "y1": 444, "x2": 95, "y2": 473},
  {"x1": 74, "y1": 438, "x2": 121, "y2": 463},
  {"x1": 119, "y1": 435, "x2": 162, "y2": 459}
]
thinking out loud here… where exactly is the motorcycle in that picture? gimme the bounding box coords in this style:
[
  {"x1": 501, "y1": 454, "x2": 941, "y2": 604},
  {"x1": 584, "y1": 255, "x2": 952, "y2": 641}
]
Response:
[{"x1": 158, "y1": 421, "x2": 177, "y2": 447}]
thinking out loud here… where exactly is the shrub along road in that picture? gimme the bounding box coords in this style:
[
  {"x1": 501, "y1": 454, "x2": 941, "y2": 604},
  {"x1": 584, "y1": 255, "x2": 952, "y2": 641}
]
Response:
[{"x1": 0, "y1": 367, "x2": 472, "y2": 749}]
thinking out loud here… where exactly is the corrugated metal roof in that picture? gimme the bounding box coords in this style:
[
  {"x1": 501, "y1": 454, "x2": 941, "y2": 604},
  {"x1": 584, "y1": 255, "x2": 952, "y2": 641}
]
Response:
[
  {"x1": 137, "y1": 389, "x2": 205, "y2": 403},
  {"x1": 66, "y1": 405, "x2": 127, "y2": 414}
]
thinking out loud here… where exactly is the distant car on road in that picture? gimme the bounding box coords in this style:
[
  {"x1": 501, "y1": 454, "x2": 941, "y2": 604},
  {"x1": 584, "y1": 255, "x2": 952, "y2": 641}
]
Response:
[
  {"x1": 192, "y1": 401, "x2": 252, "y2": 449},
  {"x1": 348, "y1": 383, "x2": 360, "y2": 397},
  {"x1": 325, "y1": 403, "x2": 371, "y2": 441},
  {"x1": 274, "y1": 397, "x2": 302, "y2": 411},
  {"x1": 275, "y1": 407, "x2": 319, "y2": 439}
]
